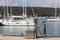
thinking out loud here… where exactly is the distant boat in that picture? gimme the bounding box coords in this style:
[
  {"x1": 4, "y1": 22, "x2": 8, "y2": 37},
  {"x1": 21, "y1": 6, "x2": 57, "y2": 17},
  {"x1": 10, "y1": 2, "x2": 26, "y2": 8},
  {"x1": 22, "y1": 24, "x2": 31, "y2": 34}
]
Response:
[
  {"x1": 0, "y1": 7, "x2": 3, "y2": 25},
  {"x1": 47, "y1": 16, "x2": 60, "y2": 21},
  {"x1": 2, "y1": 15, "x2": 35, "y2": 26},
  {"x1": 47, "y1": 18, "x2": 60, "y2": 21},
  {"x1": 0, "y1": 15, "x2": 2, "y2": 23},
  {"x1": 2, "y1": 0, "x2": 35, "y2": 26}
]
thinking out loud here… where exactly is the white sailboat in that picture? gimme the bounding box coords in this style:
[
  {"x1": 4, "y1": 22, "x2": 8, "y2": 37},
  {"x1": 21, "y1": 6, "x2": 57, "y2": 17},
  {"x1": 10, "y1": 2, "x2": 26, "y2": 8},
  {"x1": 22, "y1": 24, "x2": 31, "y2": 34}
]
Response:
[
  {"x1": 47, "y1": 0, "x2": 60, "y2": 21},
  {"x1": 0, "y1": 14, "x2": 2, "y2": 24},
  {"x1": 2, "y1": 0, "x2": 35, "y2": 26},
  {"x1": 0, "y1": 6, "x2": 3, "y2": 25}
]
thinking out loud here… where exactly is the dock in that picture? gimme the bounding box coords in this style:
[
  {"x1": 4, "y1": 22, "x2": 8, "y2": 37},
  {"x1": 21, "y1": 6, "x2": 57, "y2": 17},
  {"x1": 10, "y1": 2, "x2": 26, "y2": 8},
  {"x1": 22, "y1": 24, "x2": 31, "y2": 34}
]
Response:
[{"x1": 0, "y1": 35, "x2": 60, "y2": 40}]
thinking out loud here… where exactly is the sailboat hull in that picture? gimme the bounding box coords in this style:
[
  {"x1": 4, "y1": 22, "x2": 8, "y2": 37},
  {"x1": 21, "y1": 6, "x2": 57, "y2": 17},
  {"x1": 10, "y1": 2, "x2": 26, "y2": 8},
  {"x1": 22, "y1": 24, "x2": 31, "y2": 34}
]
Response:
[{"x1": 2, "y1": 16, "x2": 35, "y2": 26}]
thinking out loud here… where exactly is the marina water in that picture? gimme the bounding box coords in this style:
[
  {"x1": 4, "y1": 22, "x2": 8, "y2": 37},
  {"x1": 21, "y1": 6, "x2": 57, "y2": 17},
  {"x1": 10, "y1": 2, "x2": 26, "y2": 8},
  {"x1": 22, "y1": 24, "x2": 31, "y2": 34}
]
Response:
[{"x1": 0, "y1": 17, "x2": 60, "y2": 37}]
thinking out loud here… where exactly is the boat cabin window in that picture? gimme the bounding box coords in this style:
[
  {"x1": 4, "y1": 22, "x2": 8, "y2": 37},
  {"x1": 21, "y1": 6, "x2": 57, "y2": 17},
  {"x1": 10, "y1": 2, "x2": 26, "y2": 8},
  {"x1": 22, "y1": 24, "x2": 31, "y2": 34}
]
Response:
[{"x1": 13, "y1": 17, "x2": 23, "y2": 20}]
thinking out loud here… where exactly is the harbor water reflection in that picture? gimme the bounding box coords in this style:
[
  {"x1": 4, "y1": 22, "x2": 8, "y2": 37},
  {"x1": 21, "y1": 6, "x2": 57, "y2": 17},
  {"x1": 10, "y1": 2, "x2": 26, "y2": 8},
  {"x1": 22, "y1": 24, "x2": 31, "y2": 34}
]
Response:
[{"x1": 0, "y1": 17, "x2": 60, "y2": 37}]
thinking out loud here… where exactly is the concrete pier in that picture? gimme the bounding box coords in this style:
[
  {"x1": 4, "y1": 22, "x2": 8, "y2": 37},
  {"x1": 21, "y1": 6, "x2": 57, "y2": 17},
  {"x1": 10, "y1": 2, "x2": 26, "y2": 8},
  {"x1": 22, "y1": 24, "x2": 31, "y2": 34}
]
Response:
[{"x1": 25, "y1": 30, "x2": 35, "y2": 39}]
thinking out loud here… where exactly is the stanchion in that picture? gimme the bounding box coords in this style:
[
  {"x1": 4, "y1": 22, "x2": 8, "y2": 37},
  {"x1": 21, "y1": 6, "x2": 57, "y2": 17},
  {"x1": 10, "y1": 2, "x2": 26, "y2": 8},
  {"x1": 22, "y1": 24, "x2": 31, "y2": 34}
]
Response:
[
  {"x1": 43, "y1": 21, "x2": 46, "y2": 38},
  {"x1": 34, "y1": 17, "x2": 37, "y2": 39}
]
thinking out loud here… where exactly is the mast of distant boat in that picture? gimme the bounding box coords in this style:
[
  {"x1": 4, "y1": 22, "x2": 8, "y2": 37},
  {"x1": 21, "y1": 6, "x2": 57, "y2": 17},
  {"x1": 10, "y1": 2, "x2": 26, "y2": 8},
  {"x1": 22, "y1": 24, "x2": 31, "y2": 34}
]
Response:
[
  {"x1": 10, "y1": 6, "x2": 12, "y2": 16},
  {"x1": 23, "y1": 0, "x2": 24, "y2": 16},
  {"x1": 23, "y1": 0, "x2": 26, "y2": 17},
  {"x1": 7, "y1": 0, "x2": 9, "y2": 17},
  {"x1": 3, "y1": 0, "x2": 5, "y2": 20},
  {"x1": 25, "y1": 0, "x2": 27, "y2": 17},
  {"x1": 55, "y1": 0, "x2": 57, "y2": 18}
]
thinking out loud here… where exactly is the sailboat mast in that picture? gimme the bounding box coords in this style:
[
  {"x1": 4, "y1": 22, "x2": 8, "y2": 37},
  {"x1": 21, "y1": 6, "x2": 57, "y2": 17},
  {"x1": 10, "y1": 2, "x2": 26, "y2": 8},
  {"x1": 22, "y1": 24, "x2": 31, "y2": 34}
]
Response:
[
  {"x1": 23, "y1": 0, "x2": 26, "y2": 17},
  {"x1": 7, "y1": 6, "x2": 8, "y2": 16},
  {"x1": 3, "y1": 0, "x2": 5, "y2": 18},
  {"x1": 4, "y1": 6, "x2": 5, "y2": 18},
  {"x1": 10, "y1": 6, "x2": 12, "y2": 16},
  {"x1": 25, "y1": 0, "x2": 26, "y2": 17},
  {"x1": 55, "y1": 0, "x2": 57, "y2": 18},
  {"x1": 7, "y1": 0, "x2": 9, "y2": 17},
  {"x1": 23, "y1": 0, "x2": 24, "y2": 16}
]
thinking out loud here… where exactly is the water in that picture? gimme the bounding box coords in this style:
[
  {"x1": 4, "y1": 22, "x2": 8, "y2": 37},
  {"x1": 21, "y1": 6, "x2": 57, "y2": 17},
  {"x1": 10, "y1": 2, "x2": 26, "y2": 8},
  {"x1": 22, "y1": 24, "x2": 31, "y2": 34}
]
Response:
[
  {"x1": 0, "y1": 26, "x2": 34, "y2": 36},
  {"x1": 0, "y1": 17, "x2": 60, "y2": 37},
  {"x1": 37, "y1": 17, "x2": 60, "y2": 37},
  {"x1": 46, "y1": 21, "x2": 60, "y2": 36}
]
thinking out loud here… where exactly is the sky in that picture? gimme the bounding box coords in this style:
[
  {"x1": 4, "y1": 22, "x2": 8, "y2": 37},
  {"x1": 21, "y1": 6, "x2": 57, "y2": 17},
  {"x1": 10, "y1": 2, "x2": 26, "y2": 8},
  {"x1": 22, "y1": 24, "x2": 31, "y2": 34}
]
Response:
[{"x1": 0, "y1": 0, "x2": 60, "y2": 8}]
